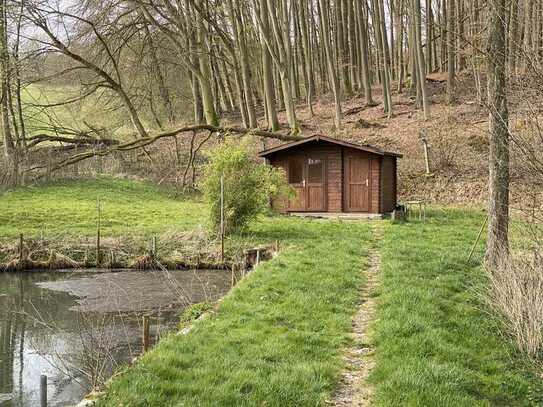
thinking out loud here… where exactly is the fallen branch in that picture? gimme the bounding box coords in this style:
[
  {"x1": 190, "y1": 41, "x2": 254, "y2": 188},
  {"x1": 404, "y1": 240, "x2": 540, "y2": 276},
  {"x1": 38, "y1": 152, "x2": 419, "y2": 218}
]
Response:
[
  {"x1": 26, "y1": 134, "x2": 120, "y2": 148},
  {"x1": 27, "y1": 125, "x2": 301, "y2": 176}
]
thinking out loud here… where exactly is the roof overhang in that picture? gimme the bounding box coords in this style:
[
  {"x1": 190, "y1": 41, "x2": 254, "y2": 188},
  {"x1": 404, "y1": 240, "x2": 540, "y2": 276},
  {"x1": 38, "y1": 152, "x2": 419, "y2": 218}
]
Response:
[{"x1": 258, "y1": 135, "x2": 403, "y2": 158}]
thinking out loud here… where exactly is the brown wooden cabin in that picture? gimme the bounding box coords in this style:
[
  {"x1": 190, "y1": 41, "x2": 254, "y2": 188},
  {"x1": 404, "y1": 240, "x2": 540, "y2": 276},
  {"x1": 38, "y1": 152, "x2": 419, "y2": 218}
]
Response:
[{"x1": 259, "y1": 135, "x2": 402, "y2": 215}]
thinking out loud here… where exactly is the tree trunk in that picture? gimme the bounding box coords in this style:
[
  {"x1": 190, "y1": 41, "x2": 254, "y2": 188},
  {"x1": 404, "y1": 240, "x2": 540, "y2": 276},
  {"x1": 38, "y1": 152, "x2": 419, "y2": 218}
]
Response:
[
  {"x1": 486, "y1": 0, "x2": 510, "y2": 270},
  {"x1": 0, "y1": 0, "x2": 15, "y2": 163},
  {"x1": 319, "y1": 0, "x2": 342, "y2": 129},
  {"x1": 413, "y1": 0, "x2": 431, "y2": 119},
  {"x1": 197, "y1": 19, "x2": 220, "y2": 126},
  {"x1": 446, "y1": 0, "x2": 456, "y2": 103},
  {"x1": 356, "y1": 0, "x2": 375, "y2": 105},
  {"x1": 260, "y1": 0, "x2": 280, "y2": 130}
]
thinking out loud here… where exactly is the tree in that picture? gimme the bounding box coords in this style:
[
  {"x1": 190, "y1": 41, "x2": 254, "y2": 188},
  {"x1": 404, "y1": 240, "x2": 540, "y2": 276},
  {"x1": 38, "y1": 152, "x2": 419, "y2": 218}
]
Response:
[
  {"x1": 318, "y1": 0, "x2": 342, "y2": 129},
  {"x1": 446, "y1": 0, "x2": 456, "y2": 103},
  {"x1": 486, "y1": 0, "x2": 509, "y2": 270},
  {"x1": 257, "y1": 0, "x2": 299, "y2": 133},
  {"x1": 412, "y1": 0, "x2": 431, "y2": 119}
]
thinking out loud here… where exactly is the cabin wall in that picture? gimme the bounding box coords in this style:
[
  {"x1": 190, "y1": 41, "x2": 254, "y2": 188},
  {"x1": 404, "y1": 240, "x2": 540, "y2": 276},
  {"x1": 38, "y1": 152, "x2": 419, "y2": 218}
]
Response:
[
  {"x1": 268, "y1": 144, "x2": 343, "y2": 212},
  {"x1": 342, "y1": 148, "x2": 381, "y2": 213},
  {"x1": 267, "y1": 142, "x2": 397, "y2": 214},
  {"x1": 380, "y1": 156, "x2": 397, "y2": 213}
]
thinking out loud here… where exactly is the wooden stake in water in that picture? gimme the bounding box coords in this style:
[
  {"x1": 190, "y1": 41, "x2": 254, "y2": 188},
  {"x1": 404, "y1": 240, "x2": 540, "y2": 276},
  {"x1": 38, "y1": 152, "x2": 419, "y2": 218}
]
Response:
[
  {"x1": 142, "y1": 315, "x2": 150, "y2": 353},
  {"x1": 96, "y1": 197, "x2": 102, "y2": 266},
  {"x1": 220, "y1": 174, "x2": 225, "y2": 263},
  {"x1": 40, "y1": 374, "x2": 47, "y2": 407}
]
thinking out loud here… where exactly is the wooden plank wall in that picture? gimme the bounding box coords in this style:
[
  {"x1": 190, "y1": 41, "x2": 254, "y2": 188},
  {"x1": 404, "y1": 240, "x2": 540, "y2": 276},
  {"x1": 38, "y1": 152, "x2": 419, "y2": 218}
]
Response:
[
  {"x1": 343, "y1": 149, "x2": 381, "y2": 213},
  {"x1": 269, "y1": 143, "x2": 343, "y2": 212},
  {"x1": 380, "y1": 156, "x2": 397, "y2": 213},
  {"x1": 268, "y1": 142, "x2": 396, "y2": 214}
]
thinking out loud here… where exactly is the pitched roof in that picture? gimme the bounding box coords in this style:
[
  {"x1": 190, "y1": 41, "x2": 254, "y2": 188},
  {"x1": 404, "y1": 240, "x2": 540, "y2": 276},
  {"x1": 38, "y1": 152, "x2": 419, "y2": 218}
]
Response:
[{"x1": 258, "y1": 134, "x2": 403, "y2": 158}]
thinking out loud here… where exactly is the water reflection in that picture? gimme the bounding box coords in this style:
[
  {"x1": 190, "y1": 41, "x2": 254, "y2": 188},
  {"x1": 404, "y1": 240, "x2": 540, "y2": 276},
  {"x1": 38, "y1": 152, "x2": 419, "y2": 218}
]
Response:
[{"x1": 0, "y1": 270, "x2": 231, "y2": 407}]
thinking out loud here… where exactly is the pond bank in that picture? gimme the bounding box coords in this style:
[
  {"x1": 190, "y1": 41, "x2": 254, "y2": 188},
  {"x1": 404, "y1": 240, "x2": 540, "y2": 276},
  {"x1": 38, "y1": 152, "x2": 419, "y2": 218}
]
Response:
[
  {"x1": 0, "y1": 234, "x2": 275, "y2": 273},
  {"x1": 0, "y1": 268, "x2": 233, "y2": 407},
  {"x1": 96, "y1": 218, "x2": 373, "y2": 406}
]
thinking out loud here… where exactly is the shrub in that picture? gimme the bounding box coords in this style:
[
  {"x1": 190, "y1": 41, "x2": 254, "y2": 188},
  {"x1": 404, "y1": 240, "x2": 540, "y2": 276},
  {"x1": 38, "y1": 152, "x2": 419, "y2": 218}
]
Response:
[{"x1": 201, "y1": 139, "x2": 291, "y2": 234}]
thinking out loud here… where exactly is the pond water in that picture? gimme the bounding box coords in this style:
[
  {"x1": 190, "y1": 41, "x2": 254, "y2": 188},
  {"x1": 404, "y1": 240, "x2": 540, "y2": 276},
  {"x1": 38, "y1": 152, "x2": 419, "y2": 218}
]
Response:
[{"x1": 0, "y1": 269, "x2": 232, "y2": 407}]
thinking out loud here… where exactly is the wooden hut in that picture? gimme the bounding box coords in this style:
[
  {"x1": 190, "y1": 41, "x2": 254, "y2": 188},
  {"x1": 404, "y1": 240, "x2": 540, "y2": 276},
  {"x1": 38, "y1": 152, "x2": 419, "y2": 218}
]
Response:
[{"x1": 259, "y1": 135, "x2": 402, "y2": 215}]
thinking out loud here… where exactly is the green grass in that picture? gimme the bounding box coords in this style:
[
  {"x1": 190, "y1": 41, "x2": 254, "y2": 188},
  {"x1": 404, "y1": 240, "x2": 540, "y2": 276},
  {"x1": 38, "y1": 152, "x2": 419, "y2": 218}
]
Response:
[
  {"x1": 370, "y1": 209, "x2": 543, "y2": 406},
  {"x1": 3, "y1": 178, "x2": 540, "y2": 405},
  {"x1": 0, "y1": 178, "x2": 205, "y2": 240},
  {"x1": 22, "y1": 84, "x2": 137, "y2": 137},
  {"x1": 98, "y1": 217, "x2": 372, "y2": 406}
]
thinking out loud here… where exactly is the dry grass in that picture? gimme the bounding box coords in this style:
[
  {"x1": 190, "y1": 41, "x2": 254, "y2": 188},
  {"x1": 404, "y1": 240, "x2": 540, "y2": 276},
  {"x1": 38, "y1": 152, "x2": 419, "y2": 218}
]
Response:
[{"x1": 487, "y1": 250, "x2": 543, "y2": 359}]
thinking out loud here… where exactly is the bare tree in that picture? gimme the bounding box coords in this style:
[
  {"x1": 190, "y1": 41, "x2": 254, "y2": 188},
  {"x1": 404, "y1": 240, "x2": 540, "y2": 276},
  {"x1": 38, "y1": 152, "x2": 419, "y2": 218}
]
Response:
[{"x1": 486, "y1": 0, "x2": 509, "y2": 269}]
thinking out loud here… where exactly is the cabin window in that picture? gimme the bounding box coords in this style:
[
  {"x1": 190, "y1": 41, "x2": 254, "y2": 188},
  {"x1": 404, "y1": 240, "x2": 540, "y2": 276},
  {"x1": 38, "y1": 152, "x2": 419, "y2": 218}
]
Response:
[
  {"x1": 289, "y1": 159, "x2": 303, "y2": 184},
  {"x1": 307, "y1": 158, "x2": 323, "y2": 183}
]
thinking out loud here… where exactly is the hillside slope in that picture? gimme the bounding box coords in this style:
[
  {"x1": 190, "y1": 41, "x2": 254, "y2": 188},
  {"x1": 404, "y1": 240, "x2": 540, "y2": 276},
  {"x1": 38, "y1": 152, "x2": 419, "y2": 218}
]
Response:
[{"x1": 258, "y1": 73, "x2": 536, "y2": 207}]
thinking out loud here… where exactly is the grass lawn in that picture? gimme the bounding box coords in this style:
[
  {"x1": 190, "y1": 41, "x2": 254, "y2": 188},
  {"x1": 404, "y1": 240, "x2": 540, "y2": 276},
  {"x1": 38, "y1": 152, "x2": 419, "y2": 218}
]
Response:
[
  {"x1": 0, "y1": 178, "x2": 206, "y2": 240},
  {"x1": 98, "y1": 217, "x2": 372, "y2": 406},
  {"x1": 21, "y1": 84, "x2": 137, "y2": 137},
  {"x1": 370, "y1": 209, "x2": 543, "y2": 406},
  {"x1": 3, "y1": 178, "x2": 540, "y2": 405}
]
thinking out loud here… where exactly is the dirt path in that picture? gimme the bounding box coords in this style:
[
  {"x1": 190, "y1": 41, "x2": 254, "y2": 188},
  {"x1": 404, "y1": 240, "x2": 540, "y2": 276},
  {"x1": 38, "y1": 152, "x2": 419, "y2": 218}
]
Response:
[{"x1": 330, "y1": 224, "x2": 382, "y2": 406}]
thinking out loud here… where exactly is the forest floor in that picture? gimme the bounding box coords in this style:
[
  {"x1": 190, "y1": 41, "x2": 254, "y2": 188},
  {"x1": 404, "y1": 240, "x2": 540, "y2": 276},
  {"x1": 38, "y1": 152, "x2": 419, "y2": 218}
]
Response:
[{"x1": 253, "y1": 72, "x2": 539, "y2": 208}]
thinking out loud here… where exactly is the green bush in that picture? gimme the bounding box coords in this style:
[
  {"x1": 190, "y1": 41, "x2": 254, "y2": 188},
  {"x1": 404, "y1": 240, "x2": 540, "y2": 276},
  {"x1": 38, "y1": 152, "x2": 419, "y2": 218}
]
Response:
[{"x1": 202, "y1": 139, "x2": 291, "y2": 234}]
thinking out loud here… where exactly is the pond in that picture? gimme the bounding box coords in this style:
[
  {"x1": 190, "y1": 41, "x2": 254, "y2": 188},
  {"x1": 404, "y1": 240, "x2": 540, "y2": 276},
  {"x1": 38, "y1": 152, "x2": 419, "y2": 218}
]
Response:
[{"x1": 0, "y1": 269, "x2": 232, "y2": 407}]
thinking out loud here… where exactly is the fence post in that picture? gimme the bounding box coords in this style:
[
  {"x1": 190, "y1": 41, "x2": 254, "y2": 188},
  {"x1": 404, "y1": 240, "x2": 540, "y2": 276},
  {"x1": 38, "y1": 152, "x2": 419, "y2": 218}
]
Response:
[
  {"x1": 142, "y1": 315, "x2": 150, "y2": 353},
  {"x1": 152, "y1": 236, "x2": 157, "y2": 260},
  {"x1": 19, "y1": 234, "x2": 24, "y2": 263},
  {"x1": 220, "y1": 174, "x2": 225, "y2": 263},
  {"x1": 96, "y1": 197, "x2": 102, "y2": 266},
  {"x1": 40, "y1": 374, "x2": 47, "y2": 407}
]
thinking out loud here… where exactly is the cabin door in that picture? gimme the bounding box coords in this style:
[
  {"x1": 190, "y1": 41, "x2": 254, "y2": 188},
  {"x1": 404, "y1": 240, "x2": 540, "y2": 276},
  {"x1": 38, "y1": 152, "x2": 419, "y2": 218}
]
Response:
[
  {"x1": 288, "y1": 156, "x2": 326, "y2": 211},
  {"x1": 345, "y1": 156, "x2": 371, "y2": 212}
]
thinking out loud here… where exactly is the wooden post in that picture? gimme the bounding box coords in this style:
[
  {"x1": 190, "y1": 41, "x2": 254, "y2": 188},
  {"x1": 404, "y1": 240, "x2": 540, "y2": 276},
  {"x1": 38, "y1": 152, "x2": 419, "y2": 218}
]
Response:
[
  {"x1": 420, "y1": 130, "x2": 431, "y2": 175},
  {"x1": 231, "y1": 264, "x2": 235, "y2": 288},
  {"x1": 40, "y1": 374, "x2": 47, "y2": 407},
  {"x1": 142, "y1": 315, "x2": 150, "y2": 353},
  {"x1": 467, "y1": 214, "x2": 489, "y2": 263},
  {"x1": 152, "y1": 236, "x2": 157, "y2": 259},
  {"x1": 19, "y1": 233, "x2": 24, "y2": 262},
  {"x1": 220, "y1": 174, "x2": 225, "y2": 263},
  {"x1": 256, "y1": 249, "x2": 260, "y2": 266},
  {"x1": 96, "y1": 197, "x2": 102, "y2": 266}
]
